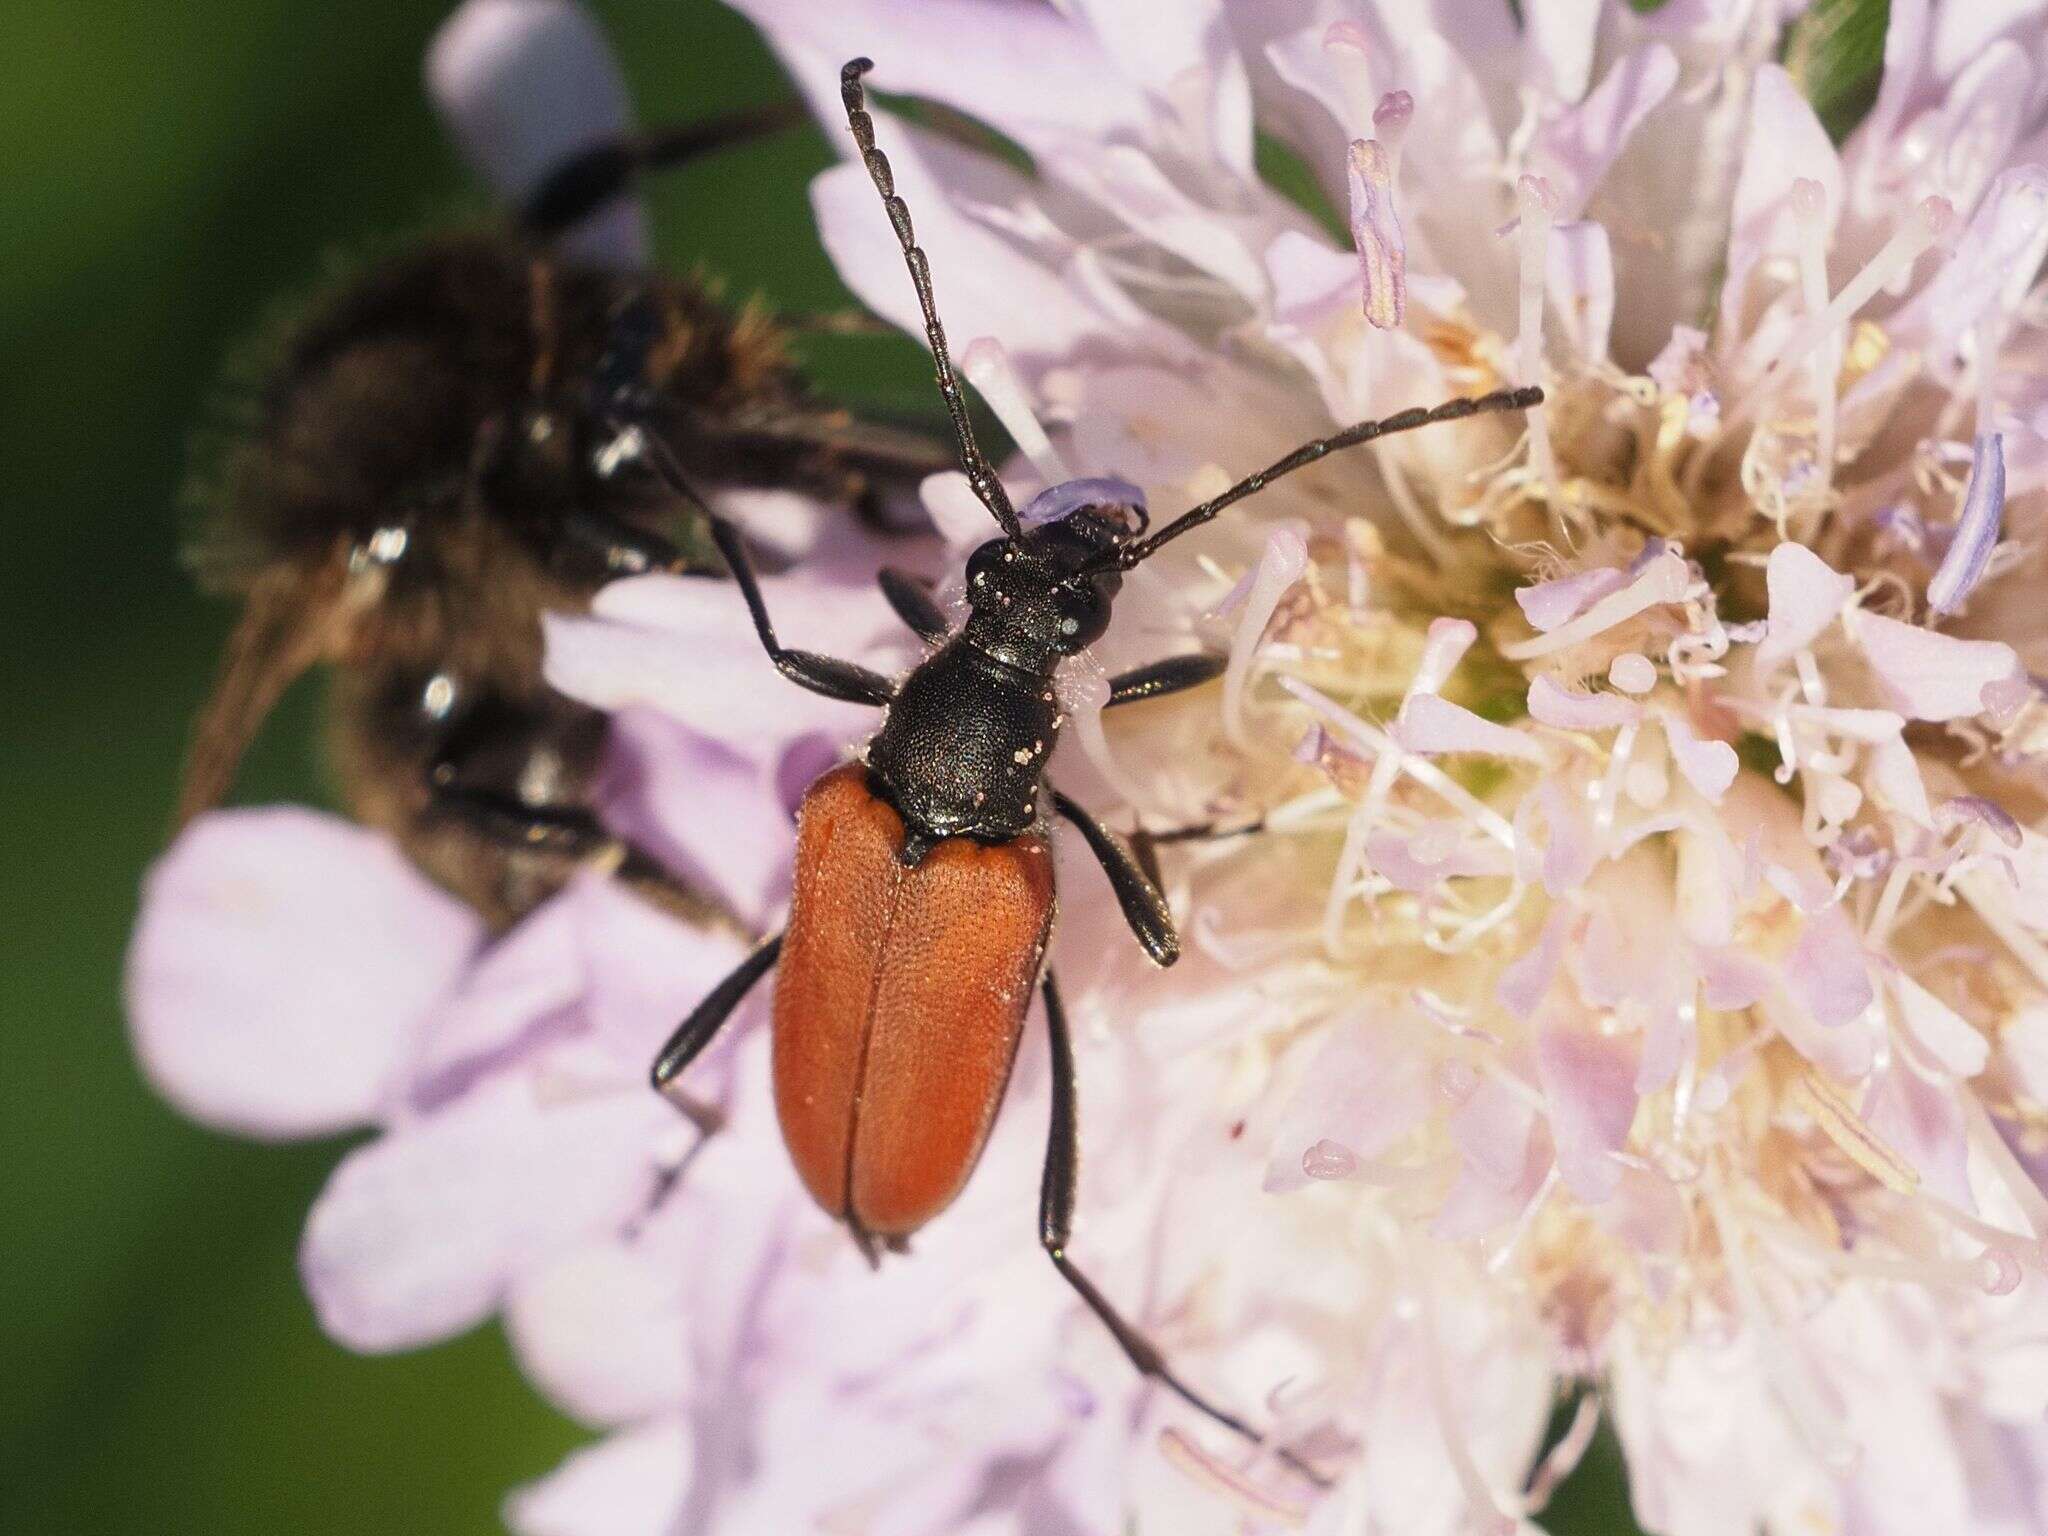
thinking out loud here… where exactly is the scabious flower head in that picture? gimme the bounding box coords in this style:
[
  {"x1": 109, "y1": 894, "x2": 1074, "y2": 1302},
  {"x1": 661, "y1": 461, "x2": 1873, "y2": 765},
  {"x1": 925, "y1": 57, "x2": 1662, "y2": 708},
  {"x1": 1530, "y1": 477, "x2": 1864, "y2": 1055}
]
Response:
[{"x1": 129, "y1": 1, "x2": 2048, "y2": 1533}]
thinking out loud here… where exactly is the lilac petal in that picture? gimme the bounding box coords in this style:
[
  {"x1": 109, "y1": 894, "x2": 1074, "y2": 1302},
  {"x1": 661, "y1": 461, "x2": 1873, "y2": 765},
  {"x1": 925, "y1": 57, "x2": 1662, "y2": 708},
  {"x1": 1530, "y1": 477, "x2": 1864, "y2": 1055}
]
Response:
[
  {"x1": 1263, "y1": 1025, "x2": 1430, "y2": 1193},
  {"x1": 300, "y1": 1070, "x2": 671, "y2": 1351},
  {"x1": 1786, "y1": 906, "x2": 1875, "y2": 1029},
  {"x1": 1346, "y1": 138, "x2": 1405, "y2": 329},
  {"x1": 1409, "y1": 617, "x2": 1478, "y2": 698},
  {"x1": 1365, "y1": 826, "x2": 1510, "y2": 893},
  {"x1": 1757, "y1": 541, "x2": 1854, "y2": 666},
  {"x1": 1547, "y1": 220, "x2": 1615, "y2": 361},
  {"x1": 1862, "y1": 1065, "x2": 1974, "y2": 1209},
  {"x1": 1589, "y1": 1164, "x2": 1686, "y2": 1259},
  {"x1": 1536, "y1": 1022, "x2": 1639, "y2": 1203},
  {"x1": 1901, "y1": 167, "x2": 2048, "y2": 353},
  {"x1": 1636, "y1": 1005, "x2": 1696, "y2": 1097},
  {"x1": 1516, "y1": 567, "x2": 1627, "y2": 632},
  {"x1": 410, "y1": 891, "x2": 585, "y2": 1099},
  {"x1": 1529, "y1": 675, "x2": 1641, "y2": 731},
  {"x1": 1395, "y1": 693, "x2": 1545, "y2": 762},
  {"x1": 1927, "y1": 432, "x2": 2006, "y2": 615},
  {"x1": 597, "y1": 707, "x2": 800, "y2": 930},
  {"x1": 1528, "y1": 45, "x2": 1679, "y2": 220},
  {"x1": 1018, "y1": 476, "x2": 1147, "y2": 528},
  {"x1": 1522, "y1": 0, "x2": 1600, "y2": 103},
  {"x1": 1265, "y1": 229, "x2": 1365, "y2": 326},
  {"x1": 1723, "y1": 65, "x2": 1841, "y2": 287},
  {"x1": 126, "y1": 810, "x2": 483, "y2": 1139},
  {"x1": 1698, "y1": 948, "x2": 1775, "y2": 1010},
  {"x1": 1537, "y1": 781, "x2": 1598, "y2": 895},
  {"x1": 1498, "y1": 907, "x2": 1574, "y2": 1022},
  {"x1": 725, "y1": 0, "x2": 1147, "y2": 158},
  {"x1": 572, "y1": 878, "x2": 749, "y2": 1062},
  {"x1": 1866, "y1": 734, "x2": 1933, "y2": 828},
  {"x1": 543, "y1": 573, "x2": 891, "y2": 751},
  {"x1": 1662, "y1": 714, "x2": 1739, "y2": 803},
  {"x1": 506, "y1": 1240, "x2": 689, "y2": 1427},
  {"x1": 426, "y1": 0, "x2": 646, "y2": 269},
  {"x1": 505, "y1": 1418, "x2": 688, "y2": 1536},
  {"x1": 810, "y1": 151, "x2": 1132, "y2": 372},
  {"x1": 1854, "y1": 612, "x2": 2021, "y2": 722},
  {"x1": 1940, "y1": 794, "x2": 2024, "y2": 850},
  {"x1": 1433, "y1": 1096, "x2": 1551, "y2": 1241},
  {"x1": 1891, "y1": 972, "x2": 1990, "y2": 1078}
]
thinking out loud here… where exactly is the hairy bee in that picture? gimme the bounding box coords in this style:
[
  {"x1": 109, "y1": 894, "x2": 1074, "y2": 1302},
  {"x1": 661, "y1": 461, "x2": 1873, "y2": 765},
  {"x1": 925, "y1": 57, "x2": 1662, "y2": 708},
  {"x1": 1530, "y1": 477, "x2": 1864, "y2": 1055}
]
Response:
[{"x1": 177, "y1": 0, "x2": 942, "y2": 928}]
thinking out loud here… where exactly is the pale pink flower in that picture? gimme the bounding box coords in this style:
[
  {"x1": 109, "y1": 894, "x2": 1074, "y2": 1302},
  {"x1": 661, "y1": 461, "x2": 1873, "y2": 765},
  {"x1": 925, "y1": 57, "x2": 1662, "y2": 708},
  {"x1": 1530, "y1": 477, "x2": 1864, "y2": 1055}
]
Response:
[{"x1": 129, "y1": 2, "x2": 2048, "y2": 1533}]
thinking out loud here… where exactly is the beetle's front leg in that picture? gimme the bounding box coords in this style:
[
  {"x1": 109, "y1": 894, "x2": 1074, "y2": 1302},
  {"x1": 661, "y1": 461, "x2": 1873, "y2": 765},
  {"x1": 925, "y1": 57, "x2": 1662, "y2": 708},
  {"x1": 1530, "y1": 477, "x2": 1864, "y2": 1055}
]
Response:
[
  {"x1": 705, "y1": 516, "x2": 899, "y2": 705},
  {"x1": 1103, "y1": 652, "x2": 1225, "y2": 708}
]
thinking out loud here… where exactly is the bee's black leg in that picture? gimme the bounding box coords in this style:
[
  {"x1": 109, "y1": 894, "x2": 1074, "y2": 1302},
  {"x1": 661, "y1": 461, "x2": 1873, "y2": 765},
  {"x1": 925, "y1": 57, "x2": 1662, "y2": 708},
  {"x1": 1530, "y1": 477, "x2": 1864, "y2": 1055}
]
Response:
[
  {"x1": 1105, "y1": 653, "x2": 1227, "y2": 708},
  {"x1": 557, "y1": 507, "x2": 690, "y2": 582},
  {"x1": 1048, "y1": 789, "x2": 1176, "y2": 966},
  {"x1": 651, "y1": 933, "x2": 782, "y2": 1091},
  {"x1": 704, "y1": 514, "x2": 898, "y2": 705},
  {"x1": 522, "y1": 103, "x2": 808, "y2": 237},
  {"x1": 424, "y1": 780, "x2": 728, "y2": 931},
  {"x1": 877, "y1": 567, "x2": 949, "y2": 644},
  {"x1": 1037, "y1": 972, "x2": 1328, "y2": 1486}
]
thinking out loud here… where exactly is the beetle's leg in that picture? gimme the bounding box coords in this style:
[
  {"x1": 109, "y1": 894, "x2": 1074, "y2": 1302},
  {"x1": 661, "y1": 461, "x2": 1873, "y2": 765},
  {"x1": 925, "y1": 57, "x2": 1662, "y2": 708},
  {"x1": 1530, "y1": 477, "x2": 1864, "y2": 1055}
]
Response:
[
  {"x1": 877, "y1": 567, "x2": 950, "y2": 644},
  {"x1": 1105, "y1": 653, "x2": 1227, "y2": 708},
  {"x1": 651, "y1": 933, "x2": 783, "y2": 1094},
  {"x1": 703, "y1": 515, "x2": 899, "y2": 705},
  {"x1": 1049, "y1": 789, "x2": 1177, "y2": 966},
  {"x1": 1129, "y1": 815, "x2": 1268, "y2": 893},
  {"x1": 1038, "y1": 973, "x2": 1328, "y2": 1486}
]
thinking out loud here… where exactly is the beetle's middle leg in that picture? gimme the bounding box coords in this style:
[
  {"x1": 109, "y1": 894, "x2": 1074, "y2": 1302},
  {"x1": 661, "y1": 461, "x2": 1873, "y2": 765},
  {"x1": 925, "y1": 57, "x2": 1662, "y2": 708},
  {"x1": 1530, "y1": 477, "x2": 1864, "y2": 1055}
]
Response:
[
  {"x1": 1037, "y1": 972, "x2": 1328, "y2": 1486},
  {"x1": 1050, "y1": 788, "x2": 1176, "y2": 965},
  {"x1": 651, "y1": 932, "x2": 783, "y2": 1094}
]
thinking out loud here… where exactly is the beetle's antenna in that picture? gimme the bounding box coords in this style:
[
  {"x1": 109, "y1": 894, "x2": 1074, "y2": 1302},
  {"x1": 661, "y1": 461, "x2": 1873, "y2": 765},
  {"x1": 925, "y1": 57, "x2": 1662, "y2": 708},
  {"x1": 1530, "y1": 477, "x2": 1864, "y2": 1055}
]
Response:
[
  {"x1": 1107, "y1": 384, "x2": 1544, "y2": 571},
  {"x1": 840, "y1": 57, "x2": 1022, "y2": 540}
]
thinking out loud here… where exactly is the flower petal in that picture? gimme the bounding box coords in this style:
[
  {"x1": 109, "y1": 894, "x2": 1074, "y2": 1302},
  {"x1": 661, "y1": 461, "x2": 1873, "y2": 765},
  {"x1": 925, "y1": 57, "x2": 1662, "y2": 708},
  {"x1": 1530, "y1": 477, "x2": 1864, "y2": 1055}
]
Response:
[
  {"x1": 300, "y1": 1069, "x2": 671, "y2": 1351},
  {"x1": 1395, "y1": 693, "x2": 1545, "y2": 762},
  {"x1": 1528, "y1": 45, "x2": 1679, "y2": 221},
  {"x1": 1853, "y1": 612, "x2": 2021, "y2": 722},
  {"x1": 1516, "y1": 566, "x2": 1627, "y2": 632},
  {"x1": 1536, "y1": 1020, "x2": 1639, "y2": 1203},
  {"x1": 126, "y1": 809, "x2": 482, "y2": 1138},
  {"x1": 505, "y1": 1418, "x2": 689, "y2": 1536},
  {"x1": 1529, "y1": 674, "x2": 1641, "y2": 731},
  {"x1": 506, "y1": 1239, "x2": 689, "y2": 1426},
  {"x1": 1757, "y1": 541, "x2": 1854, "y2": 667}
]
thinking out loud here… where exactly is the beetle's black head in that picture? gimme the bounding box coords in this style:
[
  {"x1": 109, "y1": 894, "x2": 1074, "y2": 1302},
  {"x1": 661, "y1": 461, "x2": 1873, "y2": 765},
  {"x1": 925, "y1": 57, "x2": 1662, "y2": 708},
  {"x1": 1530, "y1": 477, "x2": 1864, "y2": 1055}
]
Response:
[{"x1": 962, "y1": 479, "x2": 1147, "y2": 668}]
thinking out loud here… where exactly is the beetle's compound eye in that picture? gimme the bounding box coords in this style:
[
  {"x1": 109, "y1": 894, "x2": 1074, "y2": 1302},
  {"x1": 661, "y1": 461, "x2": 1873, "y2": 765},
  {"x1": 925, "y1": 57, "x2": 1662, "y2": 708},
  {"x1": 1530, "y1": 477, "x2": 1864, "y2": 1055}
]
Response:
[
  {"x1": 1050, "y1": 580, "x2": 1112, "y2": 652},
  {"x1": 965, "y1": 538, "x2": 1013, "y2": 601}
]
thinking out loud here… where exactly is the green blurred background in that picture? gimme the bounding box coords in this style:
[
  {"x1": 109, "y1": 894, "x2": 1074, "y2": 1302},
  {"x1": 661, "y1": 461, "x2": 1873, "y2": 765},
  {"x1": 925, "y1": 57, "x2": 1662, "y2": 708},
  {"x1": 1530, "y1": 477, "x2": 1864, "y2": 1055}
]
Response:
[{"x1": 0, "y1": 0, "x2": 1882, "y2": 1529}]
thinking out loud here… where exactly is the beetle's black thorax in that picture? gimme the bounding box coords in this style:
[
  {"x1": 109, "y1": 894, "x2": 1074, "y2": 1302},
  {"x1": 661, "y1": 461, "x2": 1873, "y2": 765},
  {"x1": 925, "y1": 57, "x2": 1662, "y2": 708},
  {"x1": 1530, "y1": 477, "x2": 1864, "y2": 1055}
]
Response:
[
  {"x1": 863, "y1": 511, "x2": 1129, "y2": 856},
  {"x1": 865, "y1": 635, "x2": 1062, "y2": 851}
]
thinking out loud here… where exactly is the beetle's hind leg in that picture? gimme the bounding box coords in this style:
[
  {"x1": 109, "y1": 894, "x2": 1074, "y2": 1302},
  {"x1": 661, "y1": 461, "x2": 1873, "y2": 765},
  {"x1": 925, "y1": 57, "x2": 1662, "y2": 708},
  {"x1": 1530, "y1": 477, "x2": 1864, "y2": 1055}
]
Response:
[{"x1": 1037, "y1": 973, "x2": 1329, "y2": 1487}]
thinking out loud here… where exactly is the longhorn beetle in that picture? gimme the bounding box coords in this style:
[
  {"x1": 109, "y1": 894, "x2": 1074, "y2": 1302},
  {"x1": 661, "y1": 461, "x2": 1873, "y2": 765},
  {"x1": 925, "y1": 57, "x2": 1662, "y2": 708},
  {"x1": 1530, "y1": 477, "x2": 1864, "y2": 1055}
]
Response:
[{"x1": 644, "y1": 57, "x2": 1542, "y2": 1475}]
